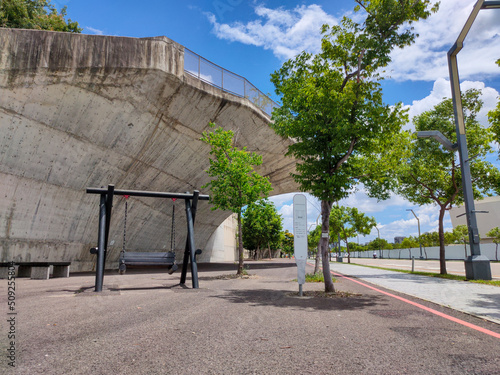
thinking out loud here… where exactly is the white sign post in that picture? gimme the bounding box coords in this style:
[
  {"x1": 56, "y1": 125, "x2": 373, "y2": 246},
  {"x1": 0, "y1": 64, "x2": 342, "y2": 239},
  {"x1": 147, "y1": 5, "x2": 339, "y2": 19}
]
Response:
[{"x1": 293, "y1": 194, "x2": 307, "y2": 296}]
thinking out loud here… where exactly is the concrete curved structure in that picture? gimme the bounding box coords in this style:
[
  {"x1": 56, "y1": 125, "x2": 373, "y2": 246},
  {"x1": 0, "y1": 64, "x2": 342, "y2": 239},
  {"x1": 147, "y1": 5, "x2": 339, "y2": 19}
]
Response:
[{"x1": 0, "y1": 28, "x2": 298, "y2": 271}]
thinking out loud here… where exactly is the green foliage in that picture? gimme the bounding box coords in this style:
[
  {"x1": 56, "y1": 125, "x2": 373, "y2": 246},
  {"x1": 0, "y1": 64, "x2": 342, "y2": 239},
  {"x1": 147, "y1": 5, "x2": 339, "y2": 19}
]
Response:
[
  {"x1": 201, "y1": 123, "x2": 272, "y2": 274},
  {"x1": 0, "y1": 0, "x2": 81, "y2": 32},
  {"x1": 401, "y1": 236, "x2": 418, "y2": 250},
  {"x1": 486, "y1": 227, "x2": 500, "y2": 244},
  {"x1": 305, "y1": 273, "x2": 325, "y2": 283},
  {"x1": 329, "y1": 205, "x2": 376, "y2": 258},
  {"x1": 368, "y1": 237, "x2": 390, "y2": 250},
  {"x1": 242, "y1": 199, "x2": 283, "y2": 258},
  {"x1": 420, "y1": 232, "x2": 439, "y2": 247},
  {"x1": 281, "y1": 230, "x2": 294, "y2": 256},
  {"x1": 489, "y1": 59, "x2": 500, "y2": 160},
  {"x1": 201, "y1": 123, "x2": 272, "y2": 214},
  {"x1": 270, "y1": 0, "x2": 438, "y2": 292},
  {"x1": 307, "y1": 225, "x2": 321, "y2": 254},
  {"x1": 486, "y1": 227, "x2": 500, "y2": 261},
  {"x1": 393, "y1": 90, "x2": 499, "y2": 274}
]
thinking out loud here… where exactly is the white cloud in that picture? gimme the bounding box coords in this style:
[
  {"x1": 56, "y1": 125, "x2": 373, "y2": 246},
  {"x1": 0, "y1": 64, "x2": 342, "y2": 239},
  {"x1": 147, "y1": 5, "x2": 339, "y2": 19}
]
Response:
[
  {"x1": 386, "y1": 0, "x2": 500, "y2": 82},
  {"x1": 207, "y1": 4, "x2": 338, "y2": 60},
  {"x1": 404, "y1": 78, "x2": 499, "y2": 129},
  {"x1": 207, "y1": 1, "x2": 499, "y2": 83},
  {"x1": 85, "y1": 27, "x2": 104, "y2": 36}
]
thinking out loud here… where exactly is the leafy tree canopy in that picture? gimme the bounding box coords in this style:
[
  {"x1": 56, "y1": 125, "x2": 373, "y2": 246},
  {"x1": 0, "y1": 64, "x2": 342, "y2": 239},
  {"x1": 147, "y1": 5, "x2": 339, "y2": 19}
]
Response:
[
  {"x1": 201, "y1": 123, "x2": 272, "y2": 274},
  {"x1": 242, "y1": 199, "x2": 283, "y2": 256},
  {"x1": 0, "y1": 0, "x2": 81, "y2": 32},
  {"x1": 281, "y1": 230, "x2": 294, "y2": 256},
  {"x1": 393, "y1": 89, "x2": 499, "y2": 274},
  {"x1": 489, "y1": 59, "x2": 500, "y2": 155},
  {"x1": 270, "y1": 0, "x2": 438, "y2": 292}
]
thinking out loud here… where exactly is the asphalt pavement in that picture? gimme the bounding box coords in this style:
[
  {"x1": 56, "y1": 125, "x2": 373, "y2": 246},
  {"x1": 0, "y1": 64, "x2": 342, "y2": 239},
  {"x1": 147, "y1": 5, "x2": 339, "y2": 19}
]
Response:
[{"x1": 1, "y1": 259, "x2": 499, "y2": 374}]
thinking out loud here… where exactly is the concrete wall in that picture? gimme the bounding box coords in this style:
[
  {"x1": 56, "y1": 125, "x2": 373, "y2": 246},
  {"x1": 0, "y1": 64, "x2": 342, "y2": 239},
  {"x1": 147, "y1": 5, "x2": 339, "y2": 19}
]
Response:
[{"x1": 0, "y1": 28, "x2": 298, "y2": 271}]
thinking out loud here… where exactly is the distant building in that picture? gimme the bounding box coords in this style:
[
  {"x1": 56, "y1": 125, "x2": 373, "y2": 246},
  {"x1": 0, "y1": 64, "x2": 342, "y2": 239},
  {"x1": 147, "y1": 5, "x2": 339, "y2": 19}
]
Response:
[
  {"x1": 394, "y1": 236, "x2": 406, "y2": 244},
  {"x1": 449, "y1": 196, "x2": 500, "y2": 243}
]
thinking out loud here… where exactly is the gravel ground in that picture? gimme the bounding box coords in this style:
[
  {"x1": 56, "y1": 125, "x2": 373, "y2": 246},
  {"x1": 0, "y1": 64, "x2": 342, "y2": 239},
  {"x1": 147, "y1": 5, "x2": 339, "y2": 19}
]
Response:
[{"x1": 1, "y1": 259, "x2": 499, "y2": 374}]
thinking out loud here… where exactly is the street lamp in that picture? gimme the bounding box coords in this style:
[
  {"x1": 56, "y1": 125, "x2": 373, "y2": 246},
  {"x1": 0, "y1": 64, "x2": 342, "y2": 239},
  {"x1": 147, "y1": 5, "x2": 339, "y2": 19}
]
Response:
[
  {"x1": 406, "y1": 209, "x2": 424, "y2": 260},
  {"x1": 375, "y1": 226, "x2": 382, "y2": 259},
  {"x1": 446, "y1": 0, "x2": 499, "y2": 280}
]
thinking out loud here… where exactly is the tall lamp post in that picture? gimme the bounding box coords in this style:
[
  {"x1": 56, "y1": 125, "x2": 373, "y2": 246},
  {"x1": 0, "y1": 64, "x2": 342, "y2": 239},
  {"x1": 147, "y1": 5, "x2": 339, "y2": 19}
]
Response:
[
  {"x1": 375, "y1": 226, "x2": 382, "y2": 259},
  {"x1": 406, "y1": 209, "x2": 424, "y2": 260},
  {"x1": 447, "y1": 0, "x2": 499, "y2": 280}
]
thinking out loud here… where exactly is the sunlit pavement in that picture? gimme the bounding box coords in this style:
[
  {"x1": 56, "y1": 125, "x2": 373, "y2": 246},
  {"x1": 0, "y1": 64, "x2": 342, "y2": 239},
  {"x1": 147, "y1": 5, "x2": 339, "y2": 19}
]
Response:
[
  {"x1": 322, "y1": 259, "x2": 500, "y2": 325},
  {"x1": 342, "y1": 257, "x2": 500, "y2": 280}
]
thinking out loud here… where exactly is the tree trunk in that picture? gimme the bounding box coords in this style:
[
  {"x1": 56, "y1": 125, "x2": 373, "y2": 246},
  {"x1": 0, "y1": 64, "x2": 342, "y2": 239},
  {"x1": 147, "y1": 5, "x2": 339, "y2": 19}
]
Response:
[
  {"x1": 438, "y1": 206, "x2": 447, "y2": 275},
  {"x1": 320, "y1": 200, "x2": 335, "y2": 292},
  {"x1": 314, "y1": 244, "x2": 321, "y2": 274},
  {"x1": 237, "y1": 211, "x2": 244, "y2": 275},
  {"x1": 344, "y1": 236, "x2": 351, "y2": 263}
]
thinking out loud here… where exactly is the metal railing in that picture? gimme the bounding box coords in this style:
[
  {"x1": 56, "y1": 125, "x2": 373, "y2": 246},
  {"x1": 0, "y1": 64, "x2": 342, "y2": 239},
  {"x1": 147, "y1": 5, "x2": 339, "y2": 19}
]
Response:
[{"x1": 184, "y1": 48, "x2": 279, "y2": 117}]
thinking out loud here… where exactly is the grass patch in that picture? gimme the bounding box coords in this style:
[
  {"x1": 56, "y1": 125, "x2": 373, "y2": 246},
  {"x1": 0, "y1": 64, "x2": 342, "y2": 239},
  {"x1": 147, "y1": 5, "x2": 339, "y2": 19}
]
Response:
[
  {"x1": 352, "y1": 264, "x2": 500, "y2": 287},
  {"x1": 292, "y1": 273, "x2": 337, "y2": 283}
]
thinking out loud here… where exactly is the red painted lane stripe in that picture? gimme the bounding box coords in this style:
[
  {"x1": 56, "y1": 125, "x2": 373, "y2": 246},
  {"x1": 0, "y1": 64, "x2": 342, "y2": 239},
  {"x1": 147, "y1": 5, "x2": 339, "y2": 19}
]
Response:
[{"x1": 310, "y1": 263, "x2": 500, "y2": 339}]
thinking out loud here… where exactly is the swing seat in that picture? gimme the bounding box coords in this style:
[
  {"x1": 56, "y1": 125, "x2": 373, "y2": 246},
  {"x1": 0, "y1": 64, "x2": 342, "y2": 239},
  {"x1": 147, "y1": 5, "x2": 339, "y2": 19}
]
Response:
[{"x1": 119, "y1": 251, "x2": 178, "y2": 275}]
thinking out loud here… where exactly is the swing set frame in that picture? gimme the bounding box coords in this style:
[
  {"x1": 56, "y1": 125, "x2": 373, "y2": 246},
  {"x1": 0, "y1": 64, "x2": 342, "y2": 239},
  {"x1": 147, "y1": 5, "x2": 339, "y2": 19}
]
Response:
[{"x1": 86, "y1": 184, "x2": 209, "y2": 292}]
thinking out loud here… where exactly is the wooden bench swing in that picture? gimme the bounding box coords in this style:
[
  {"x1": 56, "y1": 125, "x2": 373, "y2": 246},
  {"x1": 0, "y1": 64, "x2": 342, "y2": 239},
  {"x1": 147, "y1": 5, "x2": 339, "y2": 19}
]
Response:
[{"x1": 87, "y1": 185, "x2": 209, "y2": 292}]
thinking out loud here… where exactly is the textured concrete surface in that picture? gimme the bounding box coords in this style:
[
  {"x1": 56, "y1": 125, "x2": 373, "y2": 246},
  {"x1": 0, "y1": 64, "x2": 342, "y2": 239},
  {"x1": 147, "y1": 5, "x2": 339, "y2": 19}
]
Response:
[
  {"x1": 0, "y1": 28, "x2": 298, "y2": 270},
  {"x1": 1, "y1": 259, "x2": 499, "y2": 374}
]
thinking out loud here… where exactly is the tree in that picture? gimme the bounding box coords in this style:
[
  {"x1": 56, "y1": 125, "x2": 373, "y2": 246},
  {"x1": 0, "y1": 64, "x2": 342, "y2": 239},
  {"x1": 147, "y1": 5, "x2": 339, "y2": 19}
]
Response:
[
  {"x1": 242, "y1": 199, "x2": 283, "y2": 260},
  {"x1": 368, "y1": 237, "x2": 390, "y2": 254},
  {"x1": 281, "y1": 230, "x2": 294, "y2": 257},
  {"x1": 452, "y1": 225, "x2": 469, "y2": 259},
  {"x1": 489, "y1": 59, "x2": 500, "y2": 154},
  {"x1": 0, "y1": 0, "x2": 81, "y2": 32},
  {"x1": 400, "y1": 237, "x2": 418, "y2": 259},
  {"x1": 270, "y1": 0, "x2": 438, "y2": 292},
  {"x1": 329, "y1": 206, "x2": 376, "y2": 263},
  {"x1": 201, "y1": 123, "x2": 272, "y2": 274},
  {"x1": 394, "y1": 89, "x2": 499, "y2": 274},
  {"x1": 486, "y1": 227, "x2": 500, "y2": 261}
]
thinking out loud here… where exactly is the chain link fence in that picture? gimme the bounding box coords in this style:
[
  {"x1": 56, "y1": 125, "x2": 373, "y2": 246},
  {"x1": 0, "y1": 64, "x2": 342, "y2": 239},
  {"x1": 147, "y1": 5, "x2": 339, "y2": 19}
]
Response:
[{"x1": 184, "y1": 48, "x2": 279, "y2": 117}]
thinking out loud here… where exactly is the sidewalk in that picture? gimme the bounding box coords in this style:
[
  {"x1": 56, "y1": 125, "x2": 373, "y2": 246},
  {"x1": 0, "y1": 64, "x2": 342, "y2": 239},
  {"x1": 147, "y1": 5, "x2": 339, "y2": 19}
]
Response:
[{"x1": 326, "y1": 261, "x2": 500, "y2": 325}]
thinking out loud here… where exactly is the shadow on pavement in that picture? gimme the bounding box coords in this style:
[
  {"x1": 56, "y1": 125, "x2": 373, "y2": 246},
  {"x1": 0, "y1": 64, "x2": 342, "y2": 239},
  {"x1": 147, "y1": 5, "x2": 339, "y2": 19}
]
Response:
[{"x1": 211, "y1": 288, "x2": 385, "y2": 312}]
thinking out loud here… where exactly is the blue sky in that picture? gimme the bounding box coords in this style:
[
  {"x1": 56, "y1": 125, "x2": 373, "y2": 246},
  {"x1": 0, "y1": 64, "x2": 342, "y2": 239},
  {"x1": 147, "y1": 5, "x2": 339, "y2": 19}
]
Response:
[{"x1": 55, "y1": 0, "x2": 500, "y2": 243}]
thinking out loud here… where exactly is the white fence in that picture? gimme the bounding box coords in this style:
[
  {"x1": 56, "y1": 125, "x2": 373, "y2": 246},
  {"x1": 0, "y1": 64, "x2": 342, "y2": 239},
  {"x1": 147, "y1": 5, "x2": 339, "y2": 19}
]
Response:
[{"x1": 350, "y1": 243, "x2": 499, "y2": 261}]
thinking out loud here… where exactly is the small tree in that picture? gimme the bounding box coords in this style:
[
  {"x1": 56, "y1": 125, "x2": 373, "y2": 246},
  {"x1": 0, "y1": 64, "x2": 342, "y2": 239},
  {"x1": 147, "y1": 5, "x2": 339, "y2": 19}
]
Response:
[
  {"x1": 242, "y1": 199, "x2": 283, "y2": 260},
  {"x1": 0, "y1": 0, "x2": 81, "y2": 32},
  {"x1": 329, "y1": 206, "x2": 376, "y2": 263},
  {"x1": 281, "y1": 230, "x2": 294, "y2": 257},
  {"x1": 394, "y1": 89, "x2": 499, "y2": 274},
  {"x1": 368, "y1": 237, "x2": 389, "y2": 254},
  {"x1": 201, "y1": 123, "x2": 272, "y2": 274},
  {"x1": 452, "y1": 225, "x2": 469, "y2": 259},
  {"x1": 489, "y1": 58, "x2": 500, "y2": 158},
  {"x1": 486, "y1": 227, "x2": 500, "y2": 261},
  {"x1": 400, "y1": 237, "x2": 418, "y2": 259}
]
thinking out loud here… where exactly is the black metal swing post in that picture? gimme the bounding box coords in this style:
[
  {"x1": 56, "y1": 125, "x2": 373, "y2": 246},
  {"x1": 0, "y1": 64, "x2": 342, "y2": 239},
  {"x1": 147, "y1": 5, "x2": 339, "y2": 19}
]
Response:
[{"x1": 87, "y1": 184, "x2": 209, "y2": 292}]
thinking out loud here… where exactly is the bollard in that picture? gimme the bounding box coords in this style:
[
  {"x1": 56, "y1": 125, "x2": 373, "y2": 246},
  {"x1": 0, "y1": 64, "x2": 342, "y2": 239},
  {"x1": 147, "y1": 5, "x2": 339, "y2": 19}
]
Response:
[{"x1": 412, "y1": 256, "x2": 415, "y2": 272}]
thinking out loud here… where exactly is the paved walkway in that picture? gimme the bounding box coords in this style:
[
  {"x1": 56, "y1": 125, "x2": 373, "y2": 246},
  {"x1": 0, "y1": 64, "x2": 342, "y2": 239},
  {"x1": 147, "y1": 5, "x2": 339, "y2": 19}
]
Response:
[{"x1": 325, "y1": 261, "x2": 500, "y2": 325}]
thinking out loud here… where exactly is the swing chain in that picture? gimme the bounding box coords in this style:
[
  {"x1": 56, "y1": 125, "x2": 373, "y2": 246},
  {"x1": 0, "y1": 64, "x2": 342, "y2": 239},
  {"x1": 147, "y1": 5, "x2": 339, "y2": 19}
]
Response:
[
  {"x1": 171, "y1": 198, "x2": 176, "y2": 253},
  {"x1": 122, "y1": 195, "x2": 130, "y2": 256}
]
